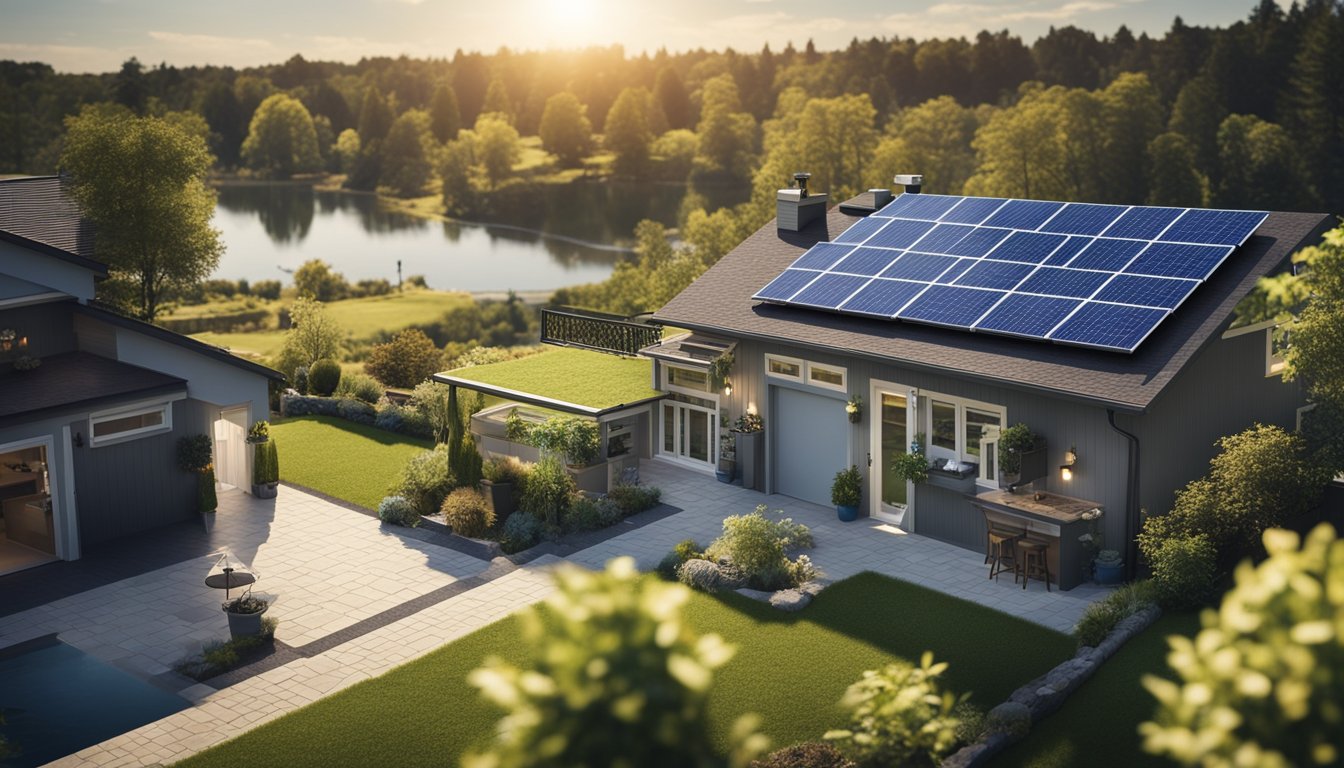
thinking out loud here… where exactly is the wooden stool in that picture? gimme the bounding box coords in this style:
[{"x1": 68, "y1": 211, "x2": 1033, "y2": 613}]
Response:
[
  {"x1": 1016, "y1": 538, "x2": 1051, "y2": 591},
  {"x1": 987, "y1": 529, "x2": 1021, "y2": 582},
  {"x1": 984, "y1": 523, "x2": 1022, "y2": 563}
]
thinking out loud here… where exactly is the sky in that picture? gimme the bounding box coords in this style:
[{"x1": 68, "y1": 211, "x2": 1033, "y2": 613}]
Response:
[{"x1": 2, "y1": 0, "x2": 1273, "y2": 74}]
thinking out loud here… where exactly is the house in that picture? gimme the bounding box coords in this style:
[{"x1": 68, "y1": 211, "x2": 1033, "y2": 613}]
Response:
[
  {"x1": 0, "y1": 176, "x2": 283, "y2": 574},
  {"x1": 637, "y1": 176, "x2": 1333, "y2": 587}
]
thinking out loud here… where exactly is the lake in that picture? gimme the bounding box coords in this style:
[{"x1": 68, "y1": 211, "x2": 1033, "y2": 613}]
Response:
[{"x1": 211, "y1": 181, "x2": 749, "y2": 293}]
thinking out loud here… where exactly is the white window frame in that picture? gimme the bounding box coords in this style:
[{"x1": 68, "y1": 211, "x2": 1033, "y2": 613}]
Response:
[
  {"x1": 662, "y1": 364, "x2": 712, "y2": 396},
  {"x1": 764, "y1": 354, "x2": 804, "y2": 382},
  {"x1": 89, "y1": 399, "x2": 175, "y2": 447},
  {"x1": 1265, "y1": 328, "x2": 1287, "y2": 377},
  {"x1": 806, "y1": 362, "x2": 848, "y2": 393},
  {"x1": 917, "y1": 390, "x2": 1006, "y2": 489}
]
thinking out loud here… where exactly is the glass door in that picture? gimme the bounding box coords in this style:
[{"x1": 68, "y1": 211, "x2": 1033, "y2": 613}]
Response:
[
  {"x1": 660, "y1": 396, "x2": 716, "y2": 470},
  {"x1": 872, "y1": 386, "x2": 914, "y2": 527}
]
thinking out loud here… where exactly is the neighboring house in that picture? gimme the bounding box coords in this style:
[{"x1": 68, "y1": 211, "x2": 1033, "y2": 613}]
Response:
[
  {"x1": 639, "y1": 178, "x2": 1333, "y2": 586},
  {"x1": 0, "y1": 176, "x2": 282, "y2": 573}
]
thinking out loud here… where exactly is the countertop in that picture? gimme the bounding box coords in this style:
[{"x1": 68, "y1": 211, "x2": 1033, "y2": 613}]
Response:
[{"x1": 969, "y1": 488, "x2": 1100, "y2": 524}]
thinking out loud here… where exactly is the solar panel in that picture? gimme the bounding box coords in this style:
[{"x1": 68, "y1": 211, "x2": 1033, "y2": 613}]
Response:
[{"x1": 753, "y1": 193, "x2": 1268, "y2": 353}]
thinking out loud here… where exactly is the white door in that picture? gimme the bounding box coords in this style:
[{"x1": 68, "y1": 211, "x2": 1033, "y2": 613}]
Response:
[
  {"x1": 214, "y1": 407, "x2": 249, "y2": 490},
  {"x1": 870, "y1": 384, "x2": 915, "y2": 529},
  {"x1": 659, "y1": 396, "x2": 716, "y2": 471}
]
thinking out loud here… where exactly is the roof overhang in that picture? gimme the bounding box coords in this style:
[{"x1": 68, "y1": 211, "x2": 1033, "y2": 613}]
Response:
[
  {"x1": 432, "y1": 373, "x2": 664, "y2": 418},
  {"x1": 432, "y1": 347, "x2": 665, "y2": 418},
  {"x1": 638, "y1": 332, "x2": 736, "y2": 369}
]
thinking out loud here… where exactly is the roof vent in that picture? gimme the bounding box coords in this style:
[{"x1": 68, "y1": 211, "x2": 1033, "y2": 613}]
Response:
[
  {"x1": 777, "y1": 172, "x2": 828, "y2": 232},
  {"x1": 894, "y1": 173, "x2": 923, "y2": 194}
]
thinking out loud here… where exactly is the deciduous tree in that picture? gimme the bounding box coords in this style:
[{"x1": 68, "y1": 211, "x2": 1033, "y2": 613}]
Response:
[
  {"x1": 240, "y1": 93, "x2": 322, "y2": 178},
  {"x1": 539, "y1": 91, "x2": 593, "y2": 167},
  {"x1": 604, "y1": 86, "x2": 654, "y2": 176},
  {"x1": 380, "y1": 108, "x2": 434, "y2": 196}
]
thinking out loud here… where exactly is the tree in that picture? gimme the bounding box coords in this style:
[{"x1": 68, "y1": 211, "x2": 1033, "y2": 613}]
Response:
[
  {"x1": 1141, "y1": 524, "x2": 1344, "y2": 768},
  {"x1": 654, "y1": 66, "x2": 692, "y2": 130},
  {"x1": 1285, "y1": 225, "x2": 1344, "y2": 473},
  {"x1": 439, "y1": 134, "x2": 481, "y2": 214},
  {"x1": 482, "y1": 77, "x2": 514, "y2": 123},
  {"x1": 695, "y1": 75, "x2": 757, "y2": 180},
  {"x1": 61, "y1": 108, "x2": 222, "y2": 322},
  {"x1": 871, "y1": 97, "x2": 980, "y2": 195},
  {"x1": 276, "y1": 296, "x2": 343, "y2": 379},
  {"x1": 240, "y1": 93, "x2": 322, "y2": 178},
  {"x1": 113, "y1": 57, "x2": 147, "y2": 114},
  {"x1": 1214, "y1": 114, "x2": 1310, "y2": 210},
  {"x1": 1146, "y1": 132, "x2": 1208, "y2": 207},
  {"x1": 200, "y1": 80, "x2": 244, "y2": 167},
  {"x1": 428, "y1": 82, "x2": 461, "y2": 144},
  {"x1": 539, "y1": 91, "x2": 593, "y2": 167},
  {"x1": 365, "y1": 328, "x2": 442, "y2": 388},
  {"x1": 604, "y1": 86, "x2": 654, "y2": 177},
  {"x1": 465, "y1": 557, "x2": 766, "y2": 768},
  {"x1": 293, "y1": 259, "x2": 348, "y2": 302},
  {"x1": 380, "y1": 109, "x2": 434, "y2": 196},
  {"x1": 334, "y1": 128, "x2": 361, "y2": 174},
  {"x1": 473, "y1": 112, "x2": 521, "y2": 188},
  {"x1": 1097, "y1": 73, "x2": 1164, "y2": 204},
  {"x1": 357, "y1": 87, "x2": 394, "y2": 144},
  {"x1": 753, "y1": 93, "x2": 876, "y2": 208}
]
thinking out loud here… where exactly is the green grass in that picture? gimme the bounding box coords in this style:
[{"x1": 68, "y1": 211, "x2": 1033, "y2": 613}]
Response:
[
  {"x1": 443, "y1": 346, "x2": 659, "y2": 410},
  {"x1": 991, "y1": 610, "x2": 1202, "y2": 768},
  {"x1": 271, "y1": 416, "x2": 431, "y2": 510},
  {"x1": 191, "y1": 329, "x2": 287, "y2": 360},
  {"x1": 177, "y1": 573, "x2": 1072, "y2": 768}
]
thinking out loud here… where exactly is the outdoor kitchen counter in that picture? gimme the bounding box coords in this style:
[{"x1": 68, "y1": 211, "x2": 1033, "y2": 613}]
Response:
[{"x1": 967, "y1": 489, "x2": 1101, "y2": 591}]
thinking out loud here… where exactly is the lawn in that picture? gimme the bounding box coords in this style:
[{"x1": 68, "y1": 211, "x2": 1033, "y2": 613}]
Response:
[
  {"x1": 177, "y1": 573, "x2": 1073, "y2": 768},
  {"x1": 270, "y1": 416, "x2": 431, "y2": 510},
  {"x1": 991, "y1": 610, "x2": 1202, "y2": 767},
  {"x1": 441, "y1": 346, "x2": 660, "y2": 410}
]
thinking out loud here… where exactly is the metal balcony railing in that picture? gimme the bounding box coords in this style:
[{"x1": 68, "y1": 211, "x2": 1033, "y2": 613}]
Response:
[{"x1": 540, "y1": 306, "x2": 662, "y2": 357}]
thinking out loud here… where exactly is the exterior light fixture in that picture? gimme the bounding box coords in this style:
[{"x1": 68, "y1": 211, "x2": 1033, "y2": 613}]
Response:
[
  {"x1": 723, "y1": 378, "x2": 733, "y2": 396},
  {"x1": 1060, "y1": 446, "x2": 1077, "y2": 481}
]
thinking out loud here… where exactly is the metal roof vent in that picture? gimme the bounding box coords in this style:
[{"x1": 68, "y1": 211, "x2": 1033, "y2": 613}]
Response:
[
  {"x1": 777, "y1": 171, "x2": 828, "y2": 232},
  {"x1": 894, "y1": 173, "x2": 923, "y2": 194}
]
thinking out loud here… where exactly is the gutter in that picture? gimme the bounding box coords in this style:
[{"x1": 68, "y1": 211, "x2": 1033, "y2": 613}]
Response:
[{"x1": 1107, "y1": 409, "x2": 1141, "y2": 581}]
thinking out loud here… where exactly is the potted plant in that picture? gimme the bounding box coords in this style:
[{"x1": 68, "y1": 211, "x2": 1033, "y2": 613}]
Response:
[
  {"x1": 716, "y1": 433, "x2": 736, "y2": 483},
  {"x1": 480, "y1": 456, "x2": 526, "y2": 517},
  {"x1": 199, "y1": 463, "x2": 219, "y2": 531},
  {"x1": 222, "y1": 592, "x2": 269, "y2": 639},
  {"x1": 708, "y1": 351, "x2": 734, "y2": 392},
  {"x1": 831, "y1": 465, "x2": 862, "y2": 521},
  {"x1": 732, "y1": 411, "x2": 764, "y2": 491},
  {"x1": 246, "y1": 420, "x2": 270, "y2": 443},
  {"x1": 846, "y1": 394, "x2": 863, "y2": 424},
  {"x1": 251, "y1": 439, "x2": 279, "y2": 499},
  {"x1": 1094, "y1": 549, "x2": 1124, "y2": 585},
  {"x1": 178, "y1": 434, "x2": 216, "y2": 530},
  {"x1": 998, "y1": 423, "x2": 1041, "y2": 488},
  {"x1": 891, "y1": 447, "x2": 931, "y2": 485}
]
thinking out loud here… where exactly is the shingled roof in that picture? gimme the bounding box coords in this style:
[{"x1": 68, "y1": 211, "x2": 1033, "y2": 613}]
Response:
[
  {"x1": 652, "y1": 194, "x2": 1333, "y2": 413},
  {"x1": 0, "y1": 175, "x2": 107, "y2": 275}
]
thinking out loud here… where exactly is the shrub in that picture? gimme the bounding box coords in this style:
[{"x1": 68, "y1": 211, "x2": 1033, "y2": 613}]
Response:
[
  {"x1": 374, "y1": 399, "x2": 433, "y2": 439},
  {"x1": 516, "y1": 414, "x2": 602, "y2": 466},
  {"x1": 448, "y1": 431, "x2": 483, "y2": 489},
  {"x1": 410, "y1": 381, "x2": 454, "y2": 443},
  {"x1": 392, "y1": 444, "x2": 455, "y2": 515},
  {"x1": 1141, "y1": 524, "x2": 1344, "y2": 767},
  {"x1": 998, "y1": 423, "x2": 1039, "y2": 476},
  {"x1": 824, "y1": 654, "x2": 964, "y2": 768},
  {"x1": 566, "y1": 495, "x2": 623, "y2": 533},
  {"x1": 658, "y1": 533, "x2": 706, "y2": 582},
  {"x1": 337, "y1": 397, "x2": 376, "y2": 425},
  {"x1": 282, "y1": 394, "x2": 340, "y2": 417},
  {"x1": 335, "y1": 371, "x2": 384, "y2": 404},
  {"x1": 606, "y1": 483, "x2": 662, "y2": 516},
  {"x1": 831, "y1": 465, "x2": 862, "y2": 507},
  {"x1": 378, "y1": 495, "x2": 421, "y2": 527},
  {"x1": 519, "y1": 455, "x2": 575, "y2": 530},
  {"x1": 292, "y1": 365, "x2": 309, "y2": 395},
  {"x1": 198, "y1": 465, "x2": 218, "y2": 512},
  {"x1": 499, "y1": 511, "x2": 543, "y2": 554},
  {"x1": 482, "y1": 455, "x2": 530, "y2": 485},
  {"x1": 308, "y1": 358, "x2": 342, "y2": 396},
  {"x1": 1148, "y1": 534, "x2": 1217, "y2": 609},
  {"x1": 441, "y1": 487, "x2": 496, "y2": 538},
  {"x1": 678, "y1": 558, "x2": 725, "y2": 592},
  {"x1": 263, "y1": 440, "x2": 279, "y2": 483},
  {"x1": 705, "y1": 505, "x2": 816, "y2": 590},
  {"x1": 365, "y1": 328, "x2": 442, "y2": 388},
  {"x1": 247, "y1": 420, "x2": 269, "y2": 441},
  {"x1": 466, "y1": 557, "x2": 766, "y2": 767},
  {"x1": 751, "y1": 743, "x2": 855, "y2": 768},
  {"x1": 1073, "y1": 580, "x2": 1157, "y2": 647},
  {"x1": 177, "y1": 434, "x2": 213, "y2": 472}
]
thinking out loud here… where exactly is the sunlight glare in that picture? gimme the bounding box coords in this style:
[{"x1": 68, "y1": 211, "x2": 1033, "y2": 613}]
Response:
[{"x1": 534, "y1": 0, "x2": 605, "y2": 46}]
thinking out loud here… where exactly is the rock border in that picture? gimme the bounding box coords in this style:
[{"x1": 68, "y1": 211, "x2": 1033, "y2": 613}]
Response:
[
  {"x1": 735, "y1": 579, "x2": 829, "y2": 612},
  {"x1": 941, "y1": 604, "x2": 1162, "y2": 768}
]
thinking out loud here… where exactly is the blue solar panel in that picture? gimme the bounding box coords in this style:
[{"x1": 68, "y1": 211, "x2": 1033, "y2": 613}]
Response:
[
  {"x1": 910, "y1": 223, "x2": 975, "y2": 254},
  {"x1": 975, "y1": 294, "x2": 1081, "y2": 337},
  {"x1": 984, "y1": 199, "x2": 1064, "y2": 230},
  {"x1": 940, "y1": 197, "x2": 1007, "y2": 225},
  {"x1": 898, "y1": 286, "x2": 1005, "y2": 327},
  {"x1": 865, "y1": 219, "x2": 937, "y2": 249},
  {"x1": 1162, "y1": 210, "x2": 1267, "y2": 246},
  {"x1": 1049, "y1": 302, "x2": 1168, "y2": 352},
  {"x1": 833, "y1": 247, "x2": 902, "y2": 276},
  {"x1": 953, "y1": 261, "x2": 1035, "y2": 291},
  {"x1": 833, "y1": 216, "x2": 889, "y2": 244},
  {"x1": 878, "y1": 194, "x2": 963, "y2": 221},
  {"x1": 1067, "y1": 238, "x2": 1147, "y2": 271},
  {"x1": 881, "y1": 252, "x2": 963, "y2": 282},
  {"x1": 1042, "y1": 236, "x2": 1093, "y2": 266},
  {"x1": 755, "y1": 268, "x2": 818, "y2": 301},
  {"x1": 945, "y1": 227, "x2": 1013, "y2": 257},
  {"x1": 790, "y1": 274, "x2": 870, "y2": 307},
  {"x1": 985, "y1": 231, "x2": 1066, "y2": 264},
  {"x1": 934, "y1": 258, "x2": 978, "y2": 284},
  {"x1": 1124, "y1": 242, "x2": 1234, "y2": 280},
  {"x1": 1101, "y1": 206, "x2": 1183, "y2": 240},
  {"x1": 1040, "y1": 203, "x2": 1127, "y2": 236},
  {"x1": 840, "y1": 279, "x2": 926, "y2": 317},
  {"x1": 792, "y1": 243, "x2": 854, "y2": 270},
  {"x1": 1093, "y1": 275, "x2": 1199, "y2": 309},
  {"x1": 1016, "y1": 267, "x2": 1112, "y2": 299}
]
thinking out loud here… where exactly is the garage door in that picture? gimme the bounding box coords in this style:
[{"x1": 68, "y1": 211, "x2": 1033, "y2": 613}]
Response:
[{"x1": 773, "y1": 387, "x2": 848, "y2": 506}]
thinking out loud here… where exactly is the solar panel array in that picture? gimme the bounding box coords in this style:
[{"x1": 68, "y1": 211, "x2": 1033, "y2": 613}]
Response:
[{"x1": 752, "y1": 194, "x2": 1268, "y2": 353}]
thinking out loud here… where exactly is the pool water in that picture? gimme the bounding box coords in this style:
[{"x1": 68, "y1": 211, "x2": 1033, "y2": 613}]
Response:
[{"x1": 0, "y1": 637, "x2": 187, "y2": 767}]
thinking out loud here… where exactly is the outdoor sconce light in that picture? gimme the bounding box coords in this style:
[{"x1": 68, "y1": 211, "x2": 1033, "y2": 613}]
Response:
[
  {"x1": 74, "y1": 432, "x2": 84, "y2": 448},
  {"x1": 1060, "y1": 446, "x2": 1078, "y2": 481},
  {"x1": 723, "y1": 378, "x2": 733, "y2": 396}
]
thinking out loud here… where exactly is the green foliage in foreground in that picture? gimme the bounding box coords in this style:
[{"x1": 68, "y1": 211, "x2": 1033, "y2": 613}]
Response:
[
  {"x1": 270, "y1": 416, "x2": 431, "y2": 510},
  {"x1": 823, "y1": 653, "x2": 964, "y2": 768},
  {"x1": 178, "y1": 573, "x2": 1070, "y2": 768}
]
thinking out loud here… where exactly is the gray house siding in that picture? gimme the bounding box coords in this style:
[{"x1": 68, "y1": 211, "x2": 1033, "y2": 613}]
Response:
[
  {"x1": 111, "y1": 325, "x2": 268, "y2": 424},
  {"x1": 72, "y1": 398, "x2": 206, "y2": 548},
  {"x1": 0, "y1": 301, "x2": 75, "y2": 358},
  {"x1": 0, "y1": 239, "x2": 96, "y2": 301}
]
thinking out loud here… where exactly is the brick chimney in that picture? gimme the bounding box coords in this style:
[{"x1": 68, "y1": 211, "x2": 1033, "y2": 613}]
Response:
[{"x1": 777, "y1": 172, "x2": 828, "y2": 232}]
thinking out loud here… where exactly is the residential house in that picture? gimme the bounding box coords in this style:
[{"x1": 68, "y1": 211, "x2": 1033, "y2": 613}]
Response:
[{"x1": 0, "y1": 176, "x2": 282, "y2": 574}]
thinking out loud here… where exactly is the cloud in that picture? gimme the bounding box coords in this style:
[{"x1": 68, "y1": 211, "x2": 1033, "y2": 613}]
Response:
[
  {"x1": 877, "y1": 0, "x2": 1131, "y2": 39},
  {"x1": 147, "y1": 30, "x2": 275, "y2": 52}
]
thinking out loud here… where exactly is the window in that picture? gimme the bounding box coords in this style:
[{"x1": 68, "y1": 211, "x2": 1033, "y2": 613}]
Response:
[
  {"x1": 89, "y1": 402, "x2": 172, "y2": 446},
  {"x1": 765, "y1": 354, "x2": 803, "y2": 381},
  {"x1": 808, "y1": 363, "x2": 847, "y2": 392},
  {"x1": 930, "y1": 400, "x2": 957, "y2": 452},
  {"x1": 665, "y1": 365, "x2": 710, "y2": 393},
  {"x1": 918, "y1": 392, "x2": 1003, "y2": 486}
]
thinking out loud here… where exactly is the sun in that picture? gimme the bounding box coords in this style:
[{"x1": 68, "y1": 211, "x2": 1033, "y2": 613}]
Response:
[{"x1": 536, "y1": 0, "x2": 603, "y2": 41}]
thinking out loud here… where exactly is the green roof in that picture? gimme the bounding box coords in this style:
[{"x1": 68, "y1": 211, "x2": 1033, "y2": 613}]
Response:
[{"x1": 437, "y1": 347, "x2": 661, "y2": 414}]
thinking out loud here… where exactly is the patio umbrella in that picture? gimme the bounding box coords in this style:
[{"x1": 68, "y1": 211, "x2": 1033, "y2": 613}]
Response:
[{"x1": 204, "y1": 549, "x2": 256, "y2": 600}]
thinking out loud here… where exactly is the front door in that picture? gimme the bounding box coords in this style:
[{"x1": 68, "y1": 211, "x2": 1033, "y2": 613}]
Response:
[
  {"x1": 214, "y1": 407, "x2": 249, "y2": 490},
  {"x1": 660, "y1": 395, "x2": 716, "y2": 470},
  {"x1": 872, "y1": 385, "x2": 914, "y2": 528}
]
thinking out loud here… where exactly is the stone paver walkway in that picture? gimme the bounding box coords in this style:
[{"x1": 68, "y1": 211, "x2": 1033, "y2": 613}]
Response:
[{"x1": 4, "y1": 458, "x2": 1107, "y2": 767}]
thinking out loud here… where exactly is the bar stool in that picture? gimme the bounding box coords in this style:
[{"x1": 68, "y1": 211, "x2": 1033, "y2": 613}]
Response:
[
  {"x1": 1016, "y1": 537, "x2": 1051, "y2": 591},
  {"x1": 987, "y1": 528, "x2": 1022, "y2": 582}
]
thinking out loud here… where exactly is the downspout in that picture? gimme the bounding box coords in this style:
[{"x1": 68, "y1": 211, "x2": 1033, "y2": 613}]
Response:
[{"x1": 1107, "y1": 409, "x2": 1140, "y2": 581}]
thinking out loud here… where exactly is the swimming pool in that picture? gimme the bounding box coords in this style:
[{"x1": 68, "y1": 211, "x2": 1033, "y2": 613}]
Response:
[{"x1": 0, "y1": 636, "x2": 188, "y2": 767}]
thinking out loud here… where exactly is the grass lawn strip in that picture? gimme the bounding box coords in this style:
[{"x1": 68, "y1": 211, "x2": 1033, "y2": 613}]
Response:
[
  {"x1": 270, "y1": 416, "x2": 431, "y2": 511},
  {"x1": 991, "y1": 610, "x2": 1201, "y2": 767},
  {"x1": 177, "y1": 573, "x2": 1072, "y2": 767},
  {"x1": 442, "y1": 346, "x2": 659, "y2": 410}
]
